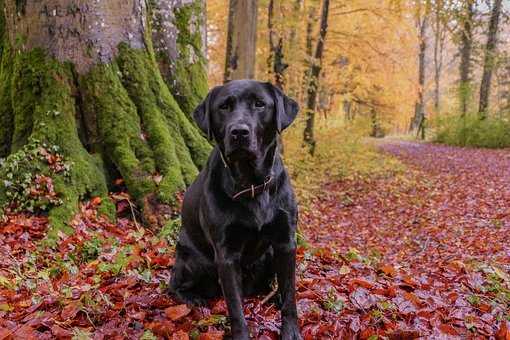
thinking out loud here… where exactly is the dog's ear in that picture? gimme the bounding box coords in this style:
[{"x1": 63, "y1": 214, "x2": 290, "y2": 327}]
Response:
[
  {"x1": 266, "y1": 83, "x2": 299, "y2": 133},
  {"x1": 193, "y1": 86, "x2": 220, "y2": 140}
]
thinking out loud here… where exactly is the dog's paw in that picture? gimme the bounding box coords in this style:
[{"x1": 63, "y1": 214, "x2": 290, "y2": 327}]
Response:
[{"x1": 281, "y1": 323, "x2": 302, "y2": 340}]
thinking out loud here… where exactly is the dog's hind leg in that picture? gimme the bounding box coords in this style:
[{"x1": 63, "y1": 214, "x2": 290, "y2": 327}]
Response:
[{"x1": 169, "y1": 242, "x2": 220, "y2": 305}]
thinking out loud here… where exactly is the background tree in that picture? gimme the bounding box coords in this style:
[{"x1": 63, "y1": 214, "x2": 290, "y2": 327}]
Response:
[
  {"x1": 478, "y1": 0, "x2": 503, "y2": 118},
  {"x1": 431, "y1": 0, "x2": 449, "y2": 112},
  {"x1": 458, "y1": 0, "x2": 476, "y2": 116},
  {"x1": 224, "y1": 0, "x2": 258, "y2": 81},
  {"x1": 303, "y1": 0, "x2": 330, "y2": 155},
  {"x1": 410, "y1": 0, "x2": 430, "y2": 139},
  {"x1": 267, "y1": 0, "x2": 288, "y2": 89},
  {"x1": 0, "y1": 0, "x2": 211, "y2": 240}
]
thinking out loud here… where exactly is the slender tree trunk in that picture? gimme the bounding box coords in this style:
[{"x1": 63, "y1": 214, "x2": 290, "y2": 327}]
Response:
[
  {"x1": 287, "y1": 0, "x2": 303, "y2": 97},
  {"x1": 0, "y1": 0, "x2": 210, "y2": 241},
  {"x1": 300, "y1": 6, "x2": 315, "y2": 103},
  {"x1": 303, "y1": 0, "x2": 330, "y2": 155},
  {"x1": 267, "y1": 0, "x2": 287, "y2": 89},
  {"x1": 224, "y1": 0, "x2": 258, "y2": 82},
  {"x1": 478, "y1": 0, "x2": 503, "y2": 118},
  {"x1": 410, "y1": 3, "x2": 428, "y2": 138},
  {"x1": 432, "y1": 0, "x2": 446, "y2": 112},
  {"x1": 459, "y1": 0, "x2": 475, "y2": 116}
]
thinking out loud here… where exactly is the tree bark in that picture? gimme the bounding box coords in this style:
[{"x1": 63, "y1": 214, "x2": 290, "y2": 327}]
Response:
[
  {"x1": 267, "y1": 0, "x2": 287, "y2": 89},
  {"x1": 0, "y1": 0, "x2": 210, "y2": 241},
  {"x1": 478, "y1": 0, "x2": 503, "y2": 118},
  {"x1": 286, "y1": 0, "x2": 304, "y2": 97},
  {"x1": 458, "y1": 0, "x2": 475, "y2": 116},
  {"x1": 432, "y1": 0, "x2": 447, "y2": 112},
  {"x1": 151, "y1": 0, "x2": 209, "y2": 117},
  {"x1": 410, "y1": 3, "x2": 429, "y2": 138},
  {"x1": 303, "y1": 0, "x2": 329, "y2": 156},
  {"x1": 224, "y1": 0, "x2": 258, "y2": 82}
]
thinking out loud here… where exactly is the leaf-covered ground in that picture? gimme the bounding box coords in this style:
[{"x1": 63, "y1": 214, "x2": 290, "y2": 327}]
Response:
[{"x1": 1, "y1": 141, "x2": 509, "y2": 339}]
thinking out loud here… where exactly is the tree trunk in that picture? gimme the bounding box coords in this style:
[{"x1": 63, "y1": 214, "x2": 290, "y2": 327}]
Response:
[
  {"x1": 0, "y1": 0, "x2": 210, "y2": 241},
  {"x1": 303, "y1": 0, "x2": 330, "y2": 156},
  {"x1": 432, "y1": 0, "x2": 447, "y2": 112},
  {"x1": 224, "y1": 0, "x2": 258, "y2": 82},
  {"x1": 267, "y1": 0, "x2": 287, "y2": 89},
  {"x1": 287, "y1": 0, "x2": 304, "y2": 98},
  {"x1": 478, "y1": 0, "x2": 503, "y2": 118},
  {"x1": 410, "y1": 6, "x2": 428, "y2": 137},
  {"x1": 151, "y1": 0, "x2": 209, "y2": 117},
  {"x1": 459, "y1": 0, "x2": 475, "y2": 116}
]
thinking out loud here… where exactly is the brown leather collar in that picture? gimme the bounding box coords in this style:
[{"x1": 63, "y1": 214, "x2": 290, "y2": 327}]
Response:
[
  {"x1": 232, "y1": 176, "x2": 273, "y2": 200},
  {"x1": 218, "y1": 144, "x2": 278, "y2": 201}
]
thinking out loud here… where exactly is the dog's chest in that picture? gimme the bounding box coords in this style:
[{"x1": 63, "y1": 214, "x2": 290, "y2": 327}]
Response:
[{"x1": 233, "y1": 194, "x2": 275, "y2": 230}]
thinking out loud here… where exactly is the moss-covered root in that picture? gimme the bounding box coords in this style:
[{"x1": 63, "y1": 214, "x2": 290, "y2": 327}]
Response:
[
  {"x1": 115, "y1": 44, "x2": 211, "y2": 201},
  {"x1": 79, "y1": 46, "x2": 210, "y2": 224},
  {"x1": 6, "y1": 49, "x2": 113, "y2": 243},
  {"x1": 0, "y1": 46, "x2": 13, "y2": 158}
]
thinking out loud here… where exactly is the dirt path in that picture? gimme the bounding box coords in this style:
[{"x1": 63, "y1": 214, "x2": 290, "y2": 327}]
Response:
[{"x1": 297, "y1": 141, "x2": 510, "y2": 338}]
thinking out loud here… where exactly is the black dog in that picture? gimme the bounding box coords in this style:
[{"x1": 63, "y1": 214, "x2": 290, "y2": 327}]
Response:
[{"x1": 170, "y1": 80, "x2": 301, "y2": 339}]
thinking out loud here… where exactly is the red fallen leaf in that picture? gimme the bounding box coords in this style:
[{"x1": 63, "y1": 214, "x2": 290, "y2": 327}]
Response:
[
  {"x1": 51, "y1": 324, "x2": 73, "y2": 338},
  {"x1": 403, "y1": 292, "x2": 422, "y2": 308},
  {"x1": 496, "y1": 321, "x2": 510, "y2": 340},
  {"x1": 146, "y1": 320, "x2": 176, "y2": 337},
  {"x1": 150, "y1": 255, "x2": 173, "y2": 267},
  {"x1": 478, "y1": 303, "x2": 491, "y2": 313},
  {"x1": 60, "y1": 301, "x2": 80, "y2": 320},
  {"x1": 387, "y1": 329, "x2": 421, "y2": 339},
  {"x1": 171, "y1": 330, "x2": 190, "y2": 340},
  {"x1": 350, "y1": 278, "x2": 374, "y2": 290},
  {"x1": 165, "y1": 304, "x2": 191, "y2": 321},
  {"x1": 373, "y1": 285, "x2": 397, "y2": 298},
  {"x1": 297, "y1": 290, "x2": 317, "y2": 299},
  {"x1": 438, "y1": 324, "x2": 458, "y2": 336},
  {"x1": 211, "y1": 300, "x2": 227, "y2": 314},
  {"x1": 379, "y1": 264, "x2": 397, "y2": 277},
  {"x1": 0, "y1": 327, "x2": 12, "y2": 339},
  {"x1": 90, "y1": 196, "x2": 102, "y2": 206},
  {"x1": 199, "y1": 328, "x2": 225, "y2": 340},
  {"x1": 13, "y1": 324, "x2": 38, "y2": 340}
]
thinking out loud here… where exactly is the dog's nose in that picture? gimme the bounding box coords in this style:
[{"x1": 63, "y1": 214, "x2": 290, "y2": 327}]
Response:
[{"x1": 230, "y1": 124, "x2": 250, "y2": 139}]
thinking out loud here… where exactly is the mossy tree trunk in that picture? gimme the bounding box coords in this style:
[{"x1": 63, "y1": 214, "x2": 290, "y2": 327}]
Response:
[{"x1": 0, "y1": 0, "x2": 211, "y2": 241}]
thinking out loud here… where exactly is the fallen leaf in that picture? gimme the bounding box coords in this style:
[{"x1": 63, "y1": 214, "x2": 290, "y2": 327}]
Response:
[{"x1": 165, "y1": 304, "x2": 191, "y2": 321}]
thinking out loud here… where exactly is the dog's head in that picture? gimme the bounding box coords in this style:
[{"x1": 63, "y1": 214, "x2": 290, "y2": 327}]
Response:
[{"x1": 193, "y1": 80, "x2": 299, "y2": 161}]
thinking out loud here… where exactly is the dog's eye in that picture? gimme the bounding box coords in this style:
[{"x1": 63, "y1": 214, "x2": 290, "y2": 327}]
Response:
[
  {"x1": 254, "y1": 100, "x2": 265, "y2": 108},
  {"x1": 219, "y1": 103, "x2": 229, "y2": 110}
]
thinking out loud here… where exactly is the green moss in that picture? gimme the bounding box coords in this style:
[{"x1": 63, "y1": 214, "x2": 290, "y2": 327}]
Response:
[
  {"x1": 157, "y1": 2, "x2": 208, "y2": 117},
  {"x1": 3, "y1": 48, "x2": 112, "y2": 244},
  {"x1": 0, "y1": 46, "x2": 13, "y2": 157},
  {"x1": 79, "y1": 62, "x2": 157, "y2": 204},
  {"x1": 115, "y1": 44, "x2": 210, "y2": 202}
]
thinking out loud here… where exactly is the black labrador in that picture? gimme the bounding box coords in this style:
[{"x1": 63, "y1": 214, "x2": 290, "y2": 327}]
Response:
[{"x1": 170, "y1": 80, "x2": 301, "y2": 340}]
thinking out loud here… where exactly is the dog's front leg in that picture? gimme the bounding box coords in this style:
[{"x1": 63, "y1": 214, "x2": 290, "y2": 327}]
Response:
[
  {"x1": 274, "y1": 241, "x2": 302, "y2": 340},
  {"x1": 215, "y1": 249, "x2": 250, "y2": 339}
]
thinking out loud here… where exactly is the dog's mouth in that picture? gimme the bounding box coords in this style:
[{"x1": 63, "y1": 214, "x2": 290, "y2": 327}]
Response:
[{"x1": 225, "y1": 147, "x2": 258, "y2": 162}]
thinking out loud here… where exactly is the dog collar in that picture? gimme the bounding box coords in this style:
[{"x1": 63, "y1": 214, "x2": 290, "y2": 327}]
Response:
[
  {"x1": 218, "y1": 143, "x2": 278, "y2": 200},
  {"x1": 232, "y1": 176, "x2": 273, "y2": 200}
]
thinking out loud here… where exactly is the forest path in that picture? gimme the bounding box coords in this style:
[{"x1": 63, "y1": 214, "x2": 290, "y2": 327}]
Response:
[
  {"x1": 296, "y1": 141, "x2": 510, "y2": 338},
  {"x1": 302, "y1": 140, "x2": 510, "y2": 269}
]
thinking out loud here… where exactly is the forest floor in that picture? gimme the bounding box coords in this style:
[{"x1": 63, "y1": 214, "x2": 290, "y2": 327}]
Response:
[{"x1": 1, "y1": 141, "x2": 510, "y2": 339}]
